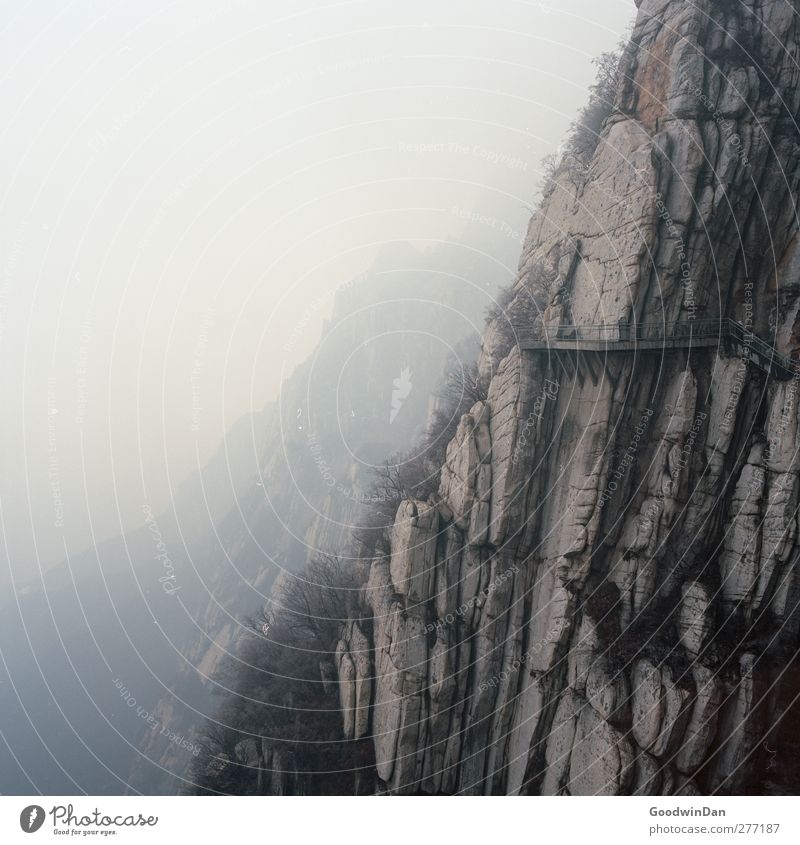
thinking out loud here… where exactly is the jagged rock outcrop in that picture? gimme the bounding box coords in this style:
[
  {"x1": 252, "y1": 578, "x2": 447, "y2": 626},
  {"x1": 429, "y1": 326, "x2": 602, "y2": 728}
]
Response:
[
  {"x1": 130, "y1": 243, "x2": 500, "y2": 794},
  {"x1": 328, "y1": 0, "x2": 800, "y2": 795}
]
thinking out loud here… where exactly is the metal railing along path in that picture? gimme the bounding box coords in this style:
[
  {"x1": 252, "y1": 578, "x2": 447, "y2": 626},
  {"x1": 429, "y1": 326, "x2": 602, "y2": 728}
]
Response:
[{"x1": 514, "y1": 318, "x2": 798, "y2": 381}]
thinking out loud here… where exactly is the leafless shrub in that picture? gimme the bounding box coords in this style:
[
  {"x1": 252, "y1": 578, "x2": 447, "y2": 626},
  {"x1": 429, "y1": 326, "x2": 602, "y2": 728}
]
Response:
[
  {"x1": 354, "y1": 356, "x2": 489, "y2": 557},
  {"x1": 485, "y1": 283, "x2": 517, "y2": 323},
  {"x1": 354, "y1": 450, "x2": 439, "y2": 556},
  {"x1": 187, "y1": 551, "x2": 371, "y2": 795},
  {"x1": 485, "y1": 284, "x2": 543, "y2": 360},
  {"x1": 437, "y1": 360, "x2": 485, "y2": 410},
  {"x1": 270, "y1": 553, "x2": 362, "y2": 648},
  {"x1": 540, "y1": 39, "x2": 627, "y2": 197},
  {"x1": 566, "y1": 46, "x2": 624, "y2": 163}
]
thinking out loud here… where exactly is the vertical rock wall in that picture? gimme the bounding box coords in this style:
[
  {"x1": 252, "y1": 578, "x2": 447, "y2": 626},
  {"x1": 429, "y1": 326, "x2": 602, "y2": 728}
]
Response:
[{"x1": 333, "y1": 0, "x2": 800, "y2": 795}]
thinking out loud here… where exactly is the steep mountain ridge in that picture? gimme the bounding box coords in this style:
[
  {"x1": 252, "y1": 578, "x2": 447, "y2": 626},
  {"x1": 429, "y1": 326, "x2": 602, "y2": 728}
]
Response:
[
  {"x1": 129, "y1": 240, "x2": 506, "y2": 793},
  {"x1": 326, "y1": 0, "x2": 800, "y2": 795}
]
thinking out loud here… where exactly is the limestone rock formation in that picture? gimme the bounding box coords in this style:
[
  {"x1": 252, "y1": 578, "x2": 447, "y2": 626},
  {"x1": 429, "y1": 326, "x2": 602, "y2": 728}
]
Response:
[{"x1": 326, "y1": 0, "x2": 800, "y2": 795}]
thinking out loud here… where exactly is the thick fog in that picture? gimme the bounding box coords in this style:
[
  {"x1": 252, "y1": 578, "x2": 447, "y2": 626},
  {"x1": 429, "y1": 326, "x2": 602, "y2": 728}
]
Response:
[
  {"x1": 1, "y1": 0, "x2": 634, "y2": 580},
  {"x1": 1, "y1": 0, "x2": 642, "y2": 797}
]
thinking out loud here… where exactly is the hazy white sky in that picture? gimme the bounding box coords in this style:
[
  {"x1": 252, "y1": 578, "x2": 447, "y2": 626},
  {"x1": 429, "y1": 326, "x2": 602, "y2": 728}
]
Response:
[{"x1": 0, "y1": 0, "x2": 635, "y2": 565}]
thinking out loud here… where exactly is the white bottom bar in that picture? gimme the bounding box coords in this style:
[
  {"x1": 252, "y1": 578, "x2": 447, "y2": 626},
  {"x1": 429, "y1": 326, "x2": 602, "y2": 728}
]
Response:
[{"x1": 2, "y1": 796, "x2": 797, "y2": 843}]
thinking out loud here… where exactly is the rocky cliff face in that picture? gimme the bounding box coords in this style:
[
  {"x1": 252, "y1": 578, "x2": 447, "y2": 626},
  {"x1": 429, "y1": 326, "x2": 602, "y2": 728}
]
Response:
[
  {"x1": 129, "y1": 241, "x2": 504, "y2": 793},
  {"x1": 331, "y1": 0, "x2": 800, "y2": 795}
]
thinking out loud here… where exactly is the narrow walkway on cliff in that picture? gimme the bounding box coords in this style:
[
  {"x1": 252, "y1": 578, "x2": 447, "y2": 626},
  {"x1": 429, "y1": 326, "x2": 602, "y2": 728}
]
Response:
[{"x1": 515, "y1": 317, "x2": 798, "y2": 385}]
